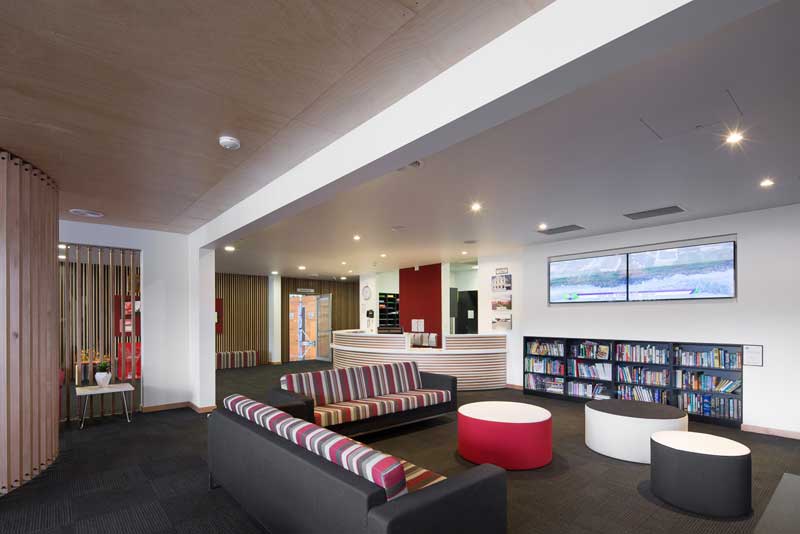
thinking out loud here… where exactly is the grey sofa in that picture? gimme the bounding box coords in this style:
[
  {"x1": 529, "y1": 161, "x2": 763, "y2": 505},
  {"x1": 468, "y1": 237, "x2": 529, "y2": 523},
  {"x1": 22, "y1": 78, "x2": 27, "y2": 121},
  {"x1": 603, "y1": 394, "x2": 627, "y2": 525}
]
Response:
[
  {"x1": 267, "y1": 371, "x2": 457, "y2": 437},
  {"x1": 208, "y1": 408, "x2": 507, "y2": 534}
]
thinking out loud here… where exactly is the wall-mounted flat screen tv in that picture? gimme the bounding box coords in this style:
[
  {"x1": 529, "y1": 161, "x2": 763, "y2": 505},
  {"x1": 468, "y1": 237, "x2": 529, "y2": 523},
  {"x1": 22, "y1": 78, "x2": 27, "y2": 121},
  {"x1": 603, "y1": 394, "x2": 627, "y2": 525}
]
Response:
[
  {"x1": 549, "y1": 254, "x2": 628, "y2": 303},
  {"x1": 628, "y1": 241, "x2": 736, "y2": 301}
]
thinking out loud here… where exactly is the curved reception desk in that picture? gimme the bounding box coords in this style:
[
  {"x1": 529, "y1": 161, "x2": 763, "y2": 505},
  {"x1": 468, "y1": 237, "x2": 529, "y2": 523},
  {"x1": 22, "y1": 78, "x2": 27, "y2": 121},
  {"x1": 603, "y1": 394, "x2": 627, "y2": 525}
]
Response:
[{"x1": 332, "y1": 330, "x2": 507, "y2": 391}]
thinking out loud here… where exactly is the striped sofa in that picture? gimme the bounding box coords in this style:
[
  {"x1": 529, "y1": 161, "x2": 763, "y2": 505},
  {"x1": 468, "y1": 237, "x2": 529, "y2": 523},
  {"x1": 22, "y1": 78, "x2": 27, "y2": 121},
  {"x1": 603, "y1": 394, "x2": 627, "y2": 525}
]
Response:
[
  {"x1": 209, "y1": 394, "x2": 506, "y2": 534},
  {"x1": 272, "y1": 362, "x2": 457, "y2": 436},
  {"x1": 215, "y1": 350, "x2": 258, "y2": 369}
]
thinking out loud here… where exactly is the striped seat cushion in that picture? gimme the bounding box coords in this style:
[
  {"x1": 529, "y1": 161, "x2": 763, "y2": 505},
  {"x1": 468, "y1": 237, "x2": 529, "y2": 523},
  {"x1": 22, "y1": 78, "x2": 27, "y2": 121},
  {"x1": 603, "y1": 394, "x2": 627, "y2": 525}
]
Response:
[
  {"x1": 281, "y1": 362, "x2": 422, "y2": 406},
  {"x1": 223, "y1": 394, "x2": 408, "y2": 501},
  {"x1": 400, "y1": 460, "x2": 446, "y2": 493},
  {"x1": 313, "y1": 388, "x2": 451, "y2": 427}
]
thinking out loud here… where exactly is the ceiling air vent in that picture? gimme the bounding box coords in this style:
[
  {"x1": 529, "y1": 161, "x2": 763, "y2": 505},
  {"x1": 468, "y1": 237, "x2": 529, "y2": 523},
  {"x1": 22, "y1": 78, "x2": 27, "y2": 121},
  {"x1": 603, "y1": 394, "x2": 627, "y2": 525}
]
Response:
[
  {"x1": 623, "y1": 205, "x2": 685, "y2": 220},
  {"x1": 538, "y1": 224, "x2": 585, "y2": 235}
]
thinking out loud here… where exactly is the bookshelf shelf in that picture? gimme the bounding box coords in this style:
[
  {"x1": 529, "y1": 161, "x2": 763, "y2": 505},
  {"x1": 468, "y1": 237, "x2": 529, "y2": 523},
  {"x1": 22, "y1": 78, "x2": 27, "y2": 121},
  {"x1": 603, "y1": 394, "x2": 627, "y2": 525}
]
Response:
[{"x1": 523, "y1": 336, "x2": 744, "y2": 427}]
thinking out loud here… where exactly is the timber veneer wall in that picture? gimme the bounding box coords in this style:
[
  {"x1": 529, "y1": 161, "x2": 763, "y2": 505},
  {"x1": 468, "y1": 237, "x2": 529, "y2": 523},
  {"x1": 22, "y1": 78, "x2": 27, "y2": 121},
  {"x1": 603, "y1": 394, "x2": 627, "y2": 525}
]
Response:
[
  {"x1": 215, "y1": 272, "x2": 269, "y2": 364},
  {"x1": 0, "y1": 150, "x2": 59, "y2": 495}
]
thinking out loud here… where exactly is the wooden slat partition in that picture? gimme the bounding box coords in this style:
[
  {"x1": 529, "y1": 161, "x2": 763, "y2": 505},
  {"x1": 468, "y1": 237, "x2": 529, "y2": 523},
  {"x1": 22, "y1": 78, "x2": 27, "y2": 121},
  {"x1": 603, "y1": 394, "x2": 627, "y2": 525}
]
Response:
[
  {"x1": 1, "y1": 150, "x2": 59, "y2": 496},
  {"x1": 58, "y1": 244, "x2": 141, "y2": 421},
  {"x1": 215, "y1": 273, "x2": 269, "y2": 365}
]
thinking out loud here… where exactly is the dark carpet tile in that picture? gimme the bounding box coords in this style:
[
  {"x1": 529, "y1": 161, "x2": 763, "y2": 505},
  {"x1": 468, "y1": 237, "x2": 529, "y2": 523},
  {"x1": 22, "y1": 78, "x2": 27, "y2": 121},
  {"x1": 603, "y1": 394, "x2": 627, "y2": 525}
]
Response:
[
  {"x1": 140, "y1": 455, "x2": 207, "y2": 481},
  {"x1": 150, "y1": 471, "x2": 209, "y2": 500},
  {"x1": 69, "y1": 482, "x2": 159, "y2": 523},
  {"x1": 172, "y1": 506, "x2": 265, "y2": 534},
  {"x1": 0, "y1": 498, "x2": 72, "y2": 534},
  {"x1": 73, "y1": 502, "x2": 171, "y2": 534}
]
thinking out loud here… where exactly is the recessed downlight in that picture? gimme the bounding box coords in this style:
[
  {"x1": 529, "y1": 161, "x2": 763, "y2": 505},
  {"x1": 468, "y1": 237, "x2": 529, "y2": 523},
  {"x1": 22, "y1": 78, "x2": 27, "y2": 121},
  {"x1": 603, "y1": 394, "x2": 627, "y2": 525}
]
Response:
[
  {"x1": 760, "y1": 177, "x2": 775, "y2": 188},
  {"x1": 380, "y1": 253, "x2": 387, "y2": 258},
  {"x1": 471, "y1": 265, "x2": 479, "y2": 270},
  {"x1": 270, "y1": 271, "x2": 279, "y2": 275},
  {"x1": 298, "y1": 265, "x2": 306, "y2": 271},
  {"x1": 341, "y1": 261, "x2": 347, "y2": 265},
  {"x1": 725, "y1": 130, "x2": 744, "y2": 145},
  {"x1": 58, "y1": 254, "x2": 66, "y2": 261},
  {"x1": 470, "y1": 202, "x2": 482, "y2": 213},
  {"x1": 223, "y1": 245, "x2": 236, "y2": 252},
  {"x1": 461, "y1": 251, "x2": 468, "y2": 255},
  {"x1": 219, "y1": 135, "x2": 241, "y2": 150},
  {"x1": 348, "y1": 270, "x2": 353, "y2": 274},
  {"x1": 538, "y1": 222, "x2": 548, "y2": 231},
  {"x1": 340, "y1": 276, "x2": 348, "y2": 280},
  {"x1": 58, "y1": 243, "x2": 67, "y2": 250},
  {"x1": 353, "y1": 234, "x2": 361, "y2": 241},
  {"x1": 69, "y1": 208, "x2": 104, "y2": 218}
]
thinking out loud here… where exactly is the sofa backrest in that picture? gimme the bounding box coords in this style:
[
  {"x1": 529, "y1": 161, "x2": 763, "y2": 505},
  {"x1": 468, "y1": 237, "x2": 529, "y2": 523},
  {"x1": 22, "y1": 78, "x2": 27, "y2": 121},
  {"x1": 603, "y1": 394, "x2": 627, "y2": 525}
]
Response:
[
  {"x1": 280, "y1": 362, "x2": 422, "y2": 406},
  {"x1": 223, "y1": 394, "x2": 408, "y2": 501}
]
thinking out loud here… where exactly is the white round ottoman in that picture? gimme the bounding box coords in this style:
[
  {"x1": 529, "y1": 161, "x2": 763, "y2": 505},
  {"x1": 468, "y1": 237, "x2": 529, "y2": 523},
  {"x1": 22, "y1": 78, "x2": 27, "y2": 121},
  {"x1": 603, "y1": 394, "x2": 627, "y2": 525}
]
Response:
[{"x1": 585, "y1": 399, "x2": 687, "y2": 464}]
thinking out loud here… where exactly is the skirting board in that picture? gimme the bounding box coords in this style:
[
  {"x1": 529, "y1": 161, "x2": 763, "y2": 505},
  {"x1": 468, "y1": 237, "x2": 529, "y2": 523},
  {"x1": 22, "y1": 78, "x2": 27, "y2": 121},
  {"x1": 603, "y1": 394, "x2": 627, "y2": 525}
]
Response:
[
  {"x1": 742, "y1": 424, "x2": 800, "y2": 441},
  {"x1": 142, "y1": 402, "x2": 217, "y2": 414},
  {"x1": 506, "y1": 384, "x2": 523, "y2": 391}
]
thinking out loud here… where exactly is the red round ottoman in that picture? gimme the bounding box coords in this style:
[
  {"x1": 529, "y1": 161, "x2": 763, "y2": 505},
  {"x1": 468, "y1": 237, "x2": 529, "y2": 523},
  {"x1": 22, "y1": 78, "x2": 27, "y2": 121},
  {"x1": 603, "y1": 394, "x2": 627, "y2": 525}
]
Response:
[{"x1": 458, "y1": 401, "x2": 552, "y2": 470}]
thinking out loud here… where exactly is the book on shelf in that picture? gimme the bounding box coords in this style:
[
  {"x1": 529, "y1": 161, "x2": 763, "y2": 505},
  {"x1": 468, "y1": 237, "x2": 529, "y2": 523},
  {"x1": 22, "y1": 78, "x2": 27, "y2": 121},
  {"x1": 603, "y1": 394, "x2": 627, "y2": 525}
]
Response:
[
  {"x1": 617, "y1": 384, "x2": 670, "y2": 404},
  {"x1": 615, "y1": 343, "x2": 670, "y2": 365},
  {"x1": 674, "y1": 369, "x2": 742, "y2": 394},
  {"x1": 570, "y1": 341, "x2": 610, "y2": 360},
  {"x1": 527, "y1": 340, "x2": 564, "y2": 357},
  {"x1": 678, "y1": 392, "x2": 741, "y2": 420},
  {"x1": 616, "y1": 365, "x2": 670, "y2": 387},
  {"x1": 525, "y1": 373, "x2": 564, "y2": 394},
  {"x1": 525, "y1": 356, "x2": 564, "y2": 375},
  {"x1": 676, "y1": 347, "x2": 742, "y2": 370},
  {"x1": 567, "y1": 360, "x2": 612, "y2": 380},
  {"x1": 567, "y1": 381, "x2": 612, "y2": 400}
]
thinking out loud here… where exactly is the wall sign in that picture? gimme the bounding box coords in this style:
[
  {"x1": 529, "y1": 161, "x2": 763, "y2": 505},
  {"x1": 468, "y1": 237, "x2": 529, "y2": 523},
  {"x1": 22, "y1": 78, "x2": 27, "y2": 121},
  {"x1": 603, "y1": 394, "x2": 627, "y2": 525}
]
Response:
[
  {"x1": 495, "y1": 267, "x2": 509, "y2": 275},
  {"x1": 743, "y1": 344, "x2": 763, "y2": 367},
  {"x1": 296, "y1": 288, "x2": 315, "y2": 293}
]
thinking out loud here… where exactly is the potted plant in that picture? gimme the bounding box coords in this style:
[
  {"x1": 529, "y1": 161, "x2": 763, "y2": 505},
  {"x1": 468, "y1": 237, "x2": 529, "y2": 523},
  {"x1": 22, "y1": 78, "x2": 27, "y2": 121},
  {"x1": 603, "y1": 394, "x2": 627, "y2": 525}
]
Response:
[{"x1": 95, "y1": 357, "x2": 112, "y2": 387}]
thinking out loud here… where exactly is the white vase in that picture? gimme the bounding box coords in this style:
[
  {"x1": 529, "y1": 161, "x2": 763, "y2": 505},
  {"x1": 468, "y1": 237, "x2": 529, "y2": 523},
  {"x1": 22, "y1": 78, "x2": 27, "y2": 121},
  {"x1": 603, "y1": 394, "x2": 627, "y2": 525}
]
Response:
[{"x1": 95, "y1": 372, "x2": 111, "y2": 387}]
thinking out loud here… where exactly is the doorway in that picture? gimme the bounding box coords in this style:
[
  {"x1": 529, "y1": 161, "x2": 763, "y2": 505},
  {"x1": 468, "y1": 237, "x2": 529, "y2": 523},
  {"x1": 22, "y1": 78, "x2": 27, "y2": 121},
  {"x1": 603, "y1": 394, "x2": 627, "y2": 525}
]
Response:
[
  {"x1": 288, "y1": 293, "x2": 332, "y2": 361},
  {"x1": 455, "y1": 290, "x2": 478, "y2": 334}
]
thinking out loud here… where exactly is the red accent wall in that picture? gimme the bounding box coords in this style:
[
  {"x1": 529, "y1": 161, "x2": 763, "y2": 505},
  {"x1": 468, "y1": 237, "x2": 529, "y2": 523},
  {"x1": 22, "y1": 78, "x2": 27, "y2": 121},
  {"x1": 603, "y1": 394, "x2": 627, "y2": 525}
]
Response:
[{"x1": 399, "y1": 264, "x2": 442, "y2": 348}]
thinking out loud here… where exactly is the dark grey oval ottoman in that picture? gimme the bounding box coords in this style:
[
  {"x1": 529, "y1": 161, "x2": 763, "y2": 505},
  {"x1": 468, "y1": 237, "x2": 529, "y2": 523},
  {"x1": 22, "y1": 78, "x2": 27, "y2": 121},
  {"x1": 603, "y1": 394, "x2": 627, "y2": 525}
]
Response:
[{"x1": 651, "y1": 430, "x2": 752, "y2": 517}]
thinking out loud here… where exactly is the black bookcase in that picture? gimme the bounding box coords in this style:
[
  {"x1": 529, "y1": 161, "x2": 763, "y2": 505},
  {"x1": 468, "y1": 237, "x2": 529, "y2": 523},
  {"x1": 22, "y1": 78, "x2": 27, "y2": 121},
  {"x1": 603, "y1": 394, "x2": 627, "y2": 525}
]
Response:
[
  {"x1": 523, "y1": 336, "x2": 743, "y2": 427},
  {"x1": 378, "y1": 293, "x2": 400, "y2": 328}
]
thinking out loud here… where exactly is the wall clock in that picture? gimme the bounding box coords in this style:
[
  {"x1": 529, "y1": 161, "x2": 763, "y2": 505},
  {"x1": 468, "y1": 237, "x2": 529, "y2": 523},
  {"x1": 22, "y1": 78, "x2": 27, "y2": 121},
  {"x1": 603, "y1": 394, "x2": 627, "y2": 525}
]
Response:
[{"x1": 361, "y1": 285, "x2": 372, "y2": 301}]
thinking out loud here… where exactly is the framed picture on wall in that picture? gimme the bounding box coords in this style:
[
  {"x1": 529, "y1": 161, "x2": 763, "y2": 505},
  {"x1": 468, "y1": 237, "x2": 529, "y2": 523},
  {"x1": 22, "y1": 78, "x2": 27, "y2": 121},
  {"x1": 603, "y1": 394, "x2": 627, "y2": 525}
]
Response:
[{"x1": 492, "y1": 274, "x2": 512, "y2": 292}]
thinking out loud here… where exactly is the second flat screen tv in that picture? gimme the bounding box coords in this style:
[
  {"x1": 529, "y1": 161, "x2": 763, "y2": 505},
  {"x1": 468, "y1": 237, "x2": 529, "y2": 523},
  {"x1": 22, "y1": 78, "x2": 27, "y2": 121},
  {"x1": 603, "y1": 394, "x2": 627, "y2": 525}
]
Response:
[
  {"x1": 628, "y1": 241, "x2": 736, "y2": 301},
  {"x1": 549, "y1": 254, "x2": 628, "y2": 303}
]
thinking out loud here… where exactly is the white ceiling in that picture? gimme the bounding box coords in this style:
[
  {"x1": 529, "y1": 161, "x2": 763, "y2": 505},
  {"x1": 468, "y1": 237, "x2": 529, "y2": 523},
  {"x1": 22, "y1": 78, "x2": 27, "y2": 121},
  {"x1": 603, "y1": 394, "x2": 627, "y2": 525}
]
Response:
[{"x1": 215, "y1": 1, "x2": 800, "y2": 278}]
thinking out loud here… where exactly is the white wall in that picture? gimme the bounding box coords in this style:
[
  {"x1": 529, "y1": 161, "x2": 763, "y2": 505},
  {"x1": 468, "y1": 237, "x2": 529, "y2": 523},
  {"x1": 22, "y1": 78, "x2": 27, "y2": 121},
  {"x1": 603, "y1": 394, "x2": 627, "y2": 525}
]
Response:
[
  {"x1": 59, "y1": 221, "x2": 194, "y2": 408},
  {"x1": 359, "y1": 273, "x2": 378, "y2": 332},
  {"x1": 515, "y1": 205, "x2": 800, "y2": 434},
  {"x1": 376, "y1": 271, "x2": 399, "y2": 294},
  {"x1": 451, "y1": 269, "x2": 479, "y2": 291},
  {"x1": 478, "y1": 254, "x2": 524, "y2": 385},
  {"x1": 268, "y1": 275, "x2": 282, "y2": 363}
]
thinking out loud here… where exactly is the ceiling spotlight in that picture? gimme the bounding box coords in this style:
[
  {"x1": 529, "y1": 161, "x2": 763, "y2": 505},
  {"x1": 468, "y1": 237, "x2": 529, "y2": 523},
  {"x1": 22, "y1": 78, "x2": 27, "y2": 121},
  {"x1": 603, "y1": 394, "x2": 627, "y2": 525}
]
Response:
[
  {"x1": 348, "y1": 270, "x2": 353, "y2": 274},
  {"x1": 340, "y1": 276, "x2": 348, "y2": 280},
  {"x1": 58, "y1": 243, "x2": 67, "y2": 250},
  {"x1": 219, "y1": 135, "x2": 241, "y2": 150},
  {"x1": 298, "y1": 265, "x2": 306, "y2": 271},
  {"x1": 759, "y1": 177, "x2": 775, "y2": 188},
  {"x1": 69, "y1": 208, "x2": 104, "y2": 218},
  {"x1": 380, "y1": 253, "x2": 387, "y2": 258},
  {"x1": 725, "y1": 130, "x2": 744, "y2": 145},
  {"x1": 270, "y1": 271, "x2": 279, "y2": 275},
  {"x1": 223, "y1": 245, "x2": 236, "y2": 252},
  {"x1": 58, "y1": 254, "x2": 66, "y2": 261},
  {"x1": 341, "y1": 261, "x2": 347, "y2": 265},
  {"x1": 538, "y1": 222, "x2": 548, "y2": 231},
  {"x1": 470, "y1": 202, "x2": 482, "y2": 213},
  {"x1": 461, "y1": 251, "x2": 468, "y2": 255},
  {"x1": 353, "y1": 234, "x2": 361, "y2": 241}
]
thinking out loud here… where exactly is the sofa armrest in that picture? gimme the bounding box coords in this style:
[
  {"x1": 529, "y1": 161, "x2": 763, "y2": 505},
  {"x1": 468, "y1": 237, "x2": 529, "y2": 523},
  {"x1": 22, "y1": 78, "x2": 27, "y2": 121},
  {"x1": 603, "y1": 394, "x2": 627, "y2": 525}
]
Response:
[
  {"x1": 367, "y1": 464, "x2": 506, "y2": 534},
  {"x1": 420, "y1": 372, "x2": 457, "y2": 406},
  {"x1": 265, "y1": 388, "x2": 315, "y2": 422}
]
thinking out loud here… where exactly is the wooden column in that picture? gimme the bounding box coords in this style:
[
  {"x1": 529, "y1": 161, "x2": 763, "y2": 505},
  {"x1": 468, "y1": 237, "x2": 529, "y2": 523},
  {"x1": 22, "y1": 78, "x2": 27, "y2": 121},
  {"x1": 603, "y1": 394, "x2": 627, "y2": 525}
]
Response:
[{"x1": 0, "y1": 150, "x2": 60, "y2": 495}]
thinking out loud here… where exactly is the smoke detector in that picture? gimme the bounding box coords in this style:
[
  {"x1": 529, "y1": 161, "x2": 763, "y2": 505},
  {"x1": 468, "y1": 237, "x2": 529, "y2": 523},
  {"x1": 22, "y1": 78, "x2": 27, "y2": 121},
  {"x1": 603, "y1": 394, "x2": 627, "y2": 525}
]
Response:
[{"x1": 219, "y1": 136, "x2": 241, "y2": 150}]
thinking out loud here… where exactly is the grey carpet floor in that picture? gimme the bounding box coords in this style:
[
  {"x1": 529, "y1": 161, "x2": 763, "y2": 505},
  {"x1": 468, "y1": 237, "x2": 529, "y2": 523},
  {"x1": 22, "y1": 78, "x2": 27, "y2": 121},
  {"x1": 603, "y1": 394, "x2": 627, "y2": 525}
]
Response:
[{"x1": 1, "y1": 361, "x2": 796, "y2": 534}]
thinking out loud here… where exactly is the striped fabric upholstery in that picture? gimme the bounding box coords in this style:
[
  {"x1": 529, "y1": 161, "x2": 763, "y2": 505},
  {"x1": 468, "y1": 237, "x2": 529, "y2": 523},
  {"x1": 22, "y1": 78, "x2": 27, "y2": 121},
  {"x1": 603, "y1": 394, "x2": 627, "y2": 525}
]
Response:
[
  {"x1": 281, "y1": 362, "x2": 423, "y2": 407},
  {"x1": 223, "y1": 394, "x2": 408, "y2": 501},
  {"x1": 216, "y1": 350, "x2": 258, "y2": 370},
  {"x1": 400, "y1": 460, "x2": 446, "y2": 493},
  {"x1": 314, "y1": 388, "x2": 451, "y2": 427}
]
